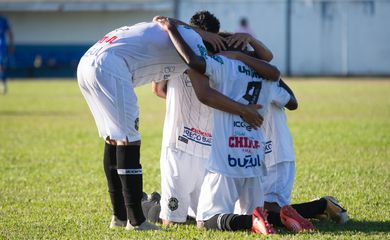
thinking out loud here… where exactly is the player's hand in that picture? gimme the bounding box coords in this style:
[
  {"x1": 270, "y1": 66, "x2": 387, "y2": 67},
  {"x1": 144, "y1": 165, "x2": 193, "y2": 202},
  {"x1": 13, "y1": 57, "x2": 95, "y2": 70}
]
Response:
[
  {"x1": 196, "y1": 29, "x2": 226, "y2": 52},
  {"x1": 153, "y1": 16, "x2": 177, "y2": 31},
  {"x1": 226, "y1": 33, "x2": 253, "y2": 50},
  {"x1": 241, "y1": 104, "x2": 263, "y2": 129}
]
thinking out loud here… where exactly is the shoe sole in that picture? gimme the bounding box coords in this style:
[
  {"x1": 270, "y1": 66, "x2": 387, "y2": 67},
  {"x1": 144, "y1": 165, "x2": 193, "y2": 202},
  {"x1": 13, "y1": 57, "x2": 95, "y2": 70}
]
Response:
[
  {"x1": 280, "y1": 206, "x2": 315, "y2": 232},
  {"x1": 252, "y1": 208, "x2": 276, "y2": 235}
]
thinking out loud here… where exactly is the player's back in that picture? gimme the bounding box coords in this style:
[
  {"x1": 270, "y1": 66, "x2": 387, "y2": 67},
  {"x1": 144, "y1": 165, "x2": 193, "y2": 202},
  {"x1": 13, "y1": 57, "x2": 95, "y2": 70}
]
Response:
[
  {"x1": 81, "y1": 22, "x2": 204, "y2": 87},
  {"x1": 162, "y1": 74, "x2": 213, "y2": 159},
  {"x1": 204, "y1": 55, "x2": 271, "y2": 178},
  {"x1": 83, "y1": 22, "x2": 179, "y2": 66}
]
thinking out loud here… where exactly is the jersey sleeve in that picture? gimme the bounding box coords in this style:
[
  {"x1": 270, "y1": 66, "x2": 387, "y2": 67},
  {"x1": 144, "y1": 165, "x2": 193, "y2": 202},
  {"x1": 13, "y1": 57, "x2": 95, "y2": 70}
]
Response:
[
  {"x1": 269, "y1": 81, "x2": 291, "y2": 108},
  {"x1": 177, "y1": 25, "x2": 207, "y2": 57}
]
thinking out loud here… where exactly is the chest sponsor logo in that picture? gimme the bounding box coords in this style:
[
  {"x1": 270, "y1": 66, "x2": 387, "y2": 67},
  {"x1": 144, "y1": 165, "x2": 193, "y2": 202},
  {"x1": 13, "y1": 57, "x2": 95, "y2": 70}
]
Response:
[
  {"x1": 181, "y1": 127, "x2": 212, "y2": 146},
  {"x1": 238, "y1": 65, "x2": 261, "y2": 79},
  {"x1": 228, "y1": 136, "x2": 260, "y2": 149},
  {"x1": 265, "y1": 141, "x2": 272, "y2": 154},
  {"x1": 228, "y1": 154, "x2": 262, "y2": 168},
  {"x1": 164, "y1": 66, "x2": 175, "y2": 73},
  {"x1": 163, "y1": 66, "x2": 176, "y2": 80},
  {"x1": 233, "y1": 121, "x2": 252, "y2": 131}
]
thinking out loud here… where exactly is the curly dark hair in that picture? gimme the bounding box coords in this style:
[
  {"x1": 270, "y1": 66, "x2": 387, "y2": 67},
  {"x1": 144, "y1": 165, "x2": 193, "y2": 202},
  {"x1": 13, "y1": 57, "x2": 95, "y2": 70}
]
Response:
[{"x1": 190, "y1": 10, "x2": 220, "y2": 33}]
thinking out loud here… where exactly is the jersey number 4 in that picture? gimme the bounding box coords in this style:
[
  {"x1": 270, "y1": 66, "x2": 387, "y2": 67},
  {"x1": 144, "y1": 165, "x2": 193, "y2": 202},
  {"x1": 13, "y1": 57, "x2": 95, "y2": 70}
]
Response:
[{"x1": 243, "y1": 81, "x2": 262, "y2": 104}]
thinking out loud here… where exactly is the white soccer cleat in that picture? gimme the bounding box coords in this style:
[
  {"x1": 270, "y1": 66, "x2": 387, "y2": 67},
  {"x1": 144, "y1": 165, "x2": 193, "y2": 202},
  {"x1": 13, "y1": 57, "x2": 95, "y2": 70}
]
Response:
[
  {"x1": 109, "y1": 215, "x2": 127, "y2": 228},
  {"x1": 126, "y1": 220, "x2": 161, "y2": 231}
]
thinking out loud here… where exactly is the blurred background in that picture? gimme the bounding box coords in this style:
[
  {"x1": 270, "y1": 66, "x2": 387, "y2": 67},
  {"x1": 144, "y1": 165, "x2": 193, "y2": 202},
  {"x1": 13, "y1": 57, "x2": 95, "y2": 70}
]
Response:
[{"x1": 0, "y1": 0, "x2": 389, "y2": 78}]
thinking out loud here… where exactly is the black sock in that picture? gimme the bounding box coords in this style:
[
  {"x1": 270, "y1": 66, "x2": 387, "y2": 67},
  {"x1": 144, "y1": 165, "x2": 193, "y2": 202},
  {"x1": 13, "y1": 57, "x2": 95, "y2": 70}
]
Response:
[
  {"x1": 103, "y1": 143, "x2": 126, "y2": 221},
  {"x1": 267, "y1": 211, "x2": 283, "y2": 227},
  {"x1": 291, "y1": 199, "x2": 327, "y2": 219},
  {"x1": 204, "y1": 214, "x2": 252, "y2": 231},
  {"x1": 116, "y1": 145, "x2": 146, "y2": 226}
]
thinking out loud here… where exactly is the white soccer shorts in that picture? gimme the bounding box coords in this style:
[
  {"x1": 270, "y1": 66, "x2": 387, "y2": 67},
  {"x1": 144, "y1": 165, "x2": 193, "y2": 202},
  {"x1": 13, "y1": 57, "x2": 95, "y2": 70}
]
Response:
[
  {"x1": 196, "y1": 170, "x2": 264, "y2": 221},
  {"x1": 77, "y1": 56, "x2": 140, "y2": 142},
  {"x1": 159, "y1": 147, "x2": 207, "y2": 223},
  {"x1": 263, "y1": 161, "x2": 295, "y2": 207}
]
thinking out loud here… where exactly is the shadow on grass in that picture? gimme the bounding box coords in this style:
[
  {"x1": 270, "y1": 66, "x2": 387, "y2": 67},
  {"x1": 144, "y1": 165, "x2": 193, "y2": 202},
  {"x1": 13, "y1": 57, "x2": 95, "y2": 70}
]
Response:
[{"x1": 314, "y1": 220, "x2": 390, "y2": 234}]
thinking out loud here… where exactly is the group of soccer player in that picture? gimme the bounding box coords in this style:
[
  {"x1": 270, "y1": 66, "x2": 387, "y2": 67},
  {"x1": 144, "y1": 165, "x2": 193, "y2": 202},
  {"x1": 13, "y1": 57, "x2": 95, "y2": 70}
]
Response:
[{"x1": 77, "y1": 10, "x2": 348, "y2": 234}]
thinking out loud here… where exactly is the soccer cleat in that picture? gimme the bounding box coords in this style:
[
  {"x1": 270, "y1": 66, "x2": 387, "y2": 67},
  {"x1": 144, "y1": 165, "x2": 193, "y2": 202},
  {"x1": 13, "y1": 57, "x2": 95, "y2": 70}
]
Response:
[
  {"x1": 280, "y1": 205, "x2": 315, "y2": 233},
  {"x1": 251, "y1": 207, "x2": 277, "y2": 235},
  {"x1": 126, "y1": 220, "x2": 161, "y2": 231},
  {"x1": 147, "y1": 204, "x2": 161, "y2": 223},
  {"x1": 142, "y1": 192, "x2": 149, "y2": 201},
  {"x1": 109, "y1": 215, "x2": 127, "y2": 228},
  {"x1": 150, "y1": 192, "x2": 161, "y2": 204},
  {"x1": 321, "y1": 196, "x2": 349, "y2": 224}
]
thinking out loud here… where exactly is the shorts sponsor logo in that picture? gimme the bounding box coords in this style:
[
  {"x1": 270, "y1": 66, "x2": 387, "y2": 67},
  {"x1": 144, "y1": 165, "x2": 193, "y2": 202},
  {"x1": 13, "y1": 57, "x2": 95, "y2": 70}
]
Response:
[
  {"x1": 233, "y1": 121, "x2": 252, "y2": 131},
  {"x1": 182, "y1": 127, "x2": 212, "y2": 146},
  {"x1": 228, "y1": 154, "x2": 262, "y2": 168},
  {"x1": 228, "y1": 136, "x2": 260, "y2": 149},
  {"x1": 265, "y1": 141, "x2": 272, "y2": 154},
  {"x1": 168, "y1": 197, "x2": 179, "y2": 211}
]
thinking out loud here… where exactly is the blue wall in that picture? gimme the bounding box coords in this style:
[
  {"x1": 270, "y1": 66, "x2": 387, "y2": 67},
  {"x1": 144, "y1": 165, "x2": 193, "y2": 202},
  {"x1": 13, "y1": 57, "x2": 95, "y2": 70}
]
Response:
[{"x1": 8, "y1": 44, "x2": 89, "y2": 78}]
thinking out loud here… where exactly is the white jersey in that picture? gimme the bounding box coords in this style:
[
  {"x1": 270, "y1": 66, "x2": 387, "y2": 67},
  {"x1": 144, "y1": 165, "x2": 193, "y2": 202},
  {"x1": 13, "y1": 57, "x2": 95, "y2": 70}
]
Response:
[
  {"x1": 162, "y1": 74, "x2": 213, "y2": 158},
  {"x1": 203, "y1": 55, "x2": 275, "y2": 178},
  {"x1": 81, "y1": 22, "x2": 206, "y2": 87},
  {"x1": 261, "y1": 81, "x2": 295, "y2": 167}
]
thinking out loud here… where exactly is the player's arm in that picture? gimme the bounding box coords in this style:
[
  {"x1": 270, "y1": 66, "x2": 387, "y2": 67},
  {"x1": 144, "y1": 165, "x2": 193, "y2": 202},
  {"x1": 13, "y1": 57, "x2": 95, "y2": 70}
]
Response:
[
  {"x1": 279, "y1": 79, "x2": 298, "y2": 110},
  {"x1": 153, "y1": 15, "x2": 225, "y2": 52},
  {"x1": 225, "y1": 33, "x2": 273, "y2": 62},
  {"x1": 219, "y1": 51, "x2": 280, "y2": 81},
  {"x1": 151, "y1": 80, "x2": 167, "y2": 99},
  {"x1": 187, "y1": 69, "x2": 263, "y2": 129},
  {"x1": 155, "y1": 17, "x2": 264, "y2": 129},
  {"x1": 6, "y1": 23, "x2": 14, "y2": 55},
  {"x1": 154, "y1": 16, "x2": 207, "y2": 74}
]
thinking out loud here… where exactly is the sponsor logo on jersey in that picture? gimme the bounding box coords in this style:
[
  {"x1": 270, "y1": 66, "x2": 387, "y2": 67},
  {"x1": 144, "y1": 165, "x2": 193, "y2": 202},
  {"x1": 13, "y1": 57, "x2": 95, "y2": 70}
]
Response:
[
  {"x1": 182, "y1": 74, "x2": 192, "y2": 87},
  {"x1": 265, "y1": 141, "x2": 272, "y2": 154},
  {"x1": 238, "y1": 65, "x2": 261, "y2": 79},
  {"x1": 197, "y1": 44, "x2": 208, "y2": 58},
  {"x1": 163, "y1": 66, "x2": 176, "y2": 80},
  {"x1": 211, "y1": 55, "x2": 224, "y2": 64},
  {"x1": 228, "y1": 136, "x2": 260, "y2": 149},
  {"x1": 233, "y1": 121, "x2": 252, "y2": 131},
  {"x1": 164, "y1": 66, "x2": 175, "y2": 73},
  {"x1": 182, "y1": 127, "x2": 212, "y2": 146},
  {"x1": 228, "y1": 154, "x2": 262, "y2": 168},
  {"x1": 178, "y1": 136, "x2": 188, "y2": 144}
]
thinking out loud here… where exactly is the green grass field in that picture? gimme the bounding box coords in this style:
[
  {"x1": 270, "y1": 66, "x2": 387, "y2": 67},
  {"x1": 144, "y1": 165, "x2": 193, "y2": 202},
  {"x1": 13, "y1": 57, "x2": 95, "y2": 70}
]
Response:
[{"x1": 0, "y1": 78, "x2": 389, "y2": 239}]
